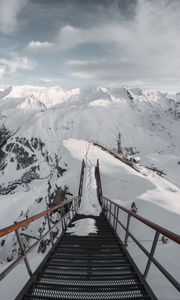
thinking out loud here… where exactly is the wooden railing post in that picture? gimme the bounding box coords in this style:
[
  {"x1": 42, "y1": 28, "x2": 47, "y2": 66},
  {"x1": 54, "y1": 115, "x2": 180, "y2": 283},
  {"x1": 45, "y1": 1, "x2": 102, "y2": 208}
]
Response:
[{"x1": 15, "y1": 227, "x2": 32, "y2": 277}]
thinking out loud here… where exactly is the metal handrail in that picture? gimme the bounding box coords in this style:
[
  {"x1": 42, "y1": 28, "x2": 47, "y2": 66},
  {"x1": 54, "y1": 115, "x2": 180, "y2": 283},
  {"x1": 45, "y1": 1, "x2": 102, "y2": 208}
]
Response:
[
  {"x1": 101, "y1": 196, "x2": 180, "y2": 292},
  {"x1": 102, "y1": 196, "x2": 180, "y2": 244},
  {"x1": 0, "y1": 159, "x2": 86, "y2": 283},
  {"x1": 0, "y1": 196, "x2": 80, "y2": 281},
  {"x1": 0, "y1": 198, "x2": 76, "y2": 239},
  {"x1": 95, "y1": 159, "x2": 180, "y2": 295}
]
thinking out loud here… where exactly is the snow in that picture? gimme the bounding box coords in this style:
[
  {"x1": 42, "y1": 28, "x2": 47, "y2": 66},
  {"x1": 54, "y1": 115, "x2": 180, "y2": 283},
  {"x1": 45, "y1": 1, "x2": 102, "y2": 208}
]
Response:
[
  {"x1": 63, "y1": 138, "x2": 180, "y2": 299},
  {"x1": 1, "y1": 85, "x2": 80, "y2": 108},
  {"x1": 0, "y1": 85, "x2": 180, "y2": 299},
  {"x1": 89, "y1": 99, "x2": 111, "y2": 107},
  {"x1": 66, "y1": 218, "x2": 98, "y2": 236},
  {"x1": 63, "y1": 139, "x2": 180, "y2": 227},
  {"x1": 78, "y1": 163, "x2": 101, "y2": 216}
]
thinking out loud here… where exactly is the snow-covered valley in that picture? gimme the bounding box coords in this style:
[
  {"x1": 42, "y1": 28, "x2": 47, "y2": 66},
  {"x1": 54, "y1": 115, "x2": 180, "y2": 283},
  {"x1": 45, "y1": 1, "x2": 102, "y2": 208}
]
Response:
[{"x1": 0, "y1": 85, "x2": 180, "y2": 299}]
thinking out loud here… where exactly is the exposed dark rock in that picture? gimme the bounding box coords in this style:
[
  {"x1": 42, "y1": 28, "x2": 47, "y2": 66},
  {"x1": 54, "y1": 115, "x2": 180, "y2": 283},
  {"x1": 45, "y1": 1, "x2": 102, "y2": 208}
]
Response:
[
  {"x1": 17, "y1": 137, "x2": 34, "y2": 152},
  {"x1": 0, "y1": 133, "x2": 67, "y2": 197},
  {"x1": 124, "y1": 146, "x2": 139, "y2": 156},
  {"x1": 50, "y1": 185, "x2": 73, "y2": 208},
  {"x1": 0, "y1": 168, "x2": 40, "y2": 194},
  {"x1": 55, "y1": 154, "x2": 67, "y2": 177},
  {"x1": 0, "y1": 149, "x2": 6, "y2": 169},
  {"x1": 146, "y1": 165, "x2": 166, "y2": 177},
  {"x1": 0, "y1": 125, "x2": 11, "y2": 147}
]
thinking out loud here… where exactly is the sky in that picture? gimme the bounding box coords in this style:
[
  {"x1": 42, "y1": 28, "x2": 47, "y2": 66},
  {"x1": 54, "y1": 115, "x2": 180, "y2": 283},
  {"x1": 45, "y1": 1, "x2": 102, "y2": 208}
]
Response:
[{"x1": 0, "y1": 0, "x2": 180, "y2": 92}]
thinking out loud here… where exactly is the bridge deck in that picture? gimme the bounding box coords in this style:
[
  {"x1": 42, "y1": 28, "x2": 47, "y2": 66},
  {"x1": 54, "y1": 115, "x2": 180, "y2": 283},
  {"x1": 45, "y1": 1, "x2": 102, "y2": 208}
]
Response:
[{"x1": 23, "y1": 214, "x2": 155, "y2": 300}]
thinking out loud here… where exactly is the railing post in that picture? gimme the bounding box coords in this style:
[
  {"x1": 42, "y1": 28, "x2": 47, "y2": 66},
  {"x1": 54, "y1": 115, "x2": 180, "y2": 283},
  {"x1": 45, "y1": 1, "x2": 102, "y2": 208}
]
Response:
[
  {"x1": 47, "y1": 213, "x2": 54, "y2": 247},
  {"x1": 109, "y1": 202, "x2": 112, "y2": 224},
  {"x1": 60, "y1": 208, "x2": 65, "y2": 231},
  {"x1": 113, "y1": 205, "x2": 116, "y2": 230},
  {"x1": 106, "y1": 199, "x2": 108, "y2": 218},
  {"x1": 68, "y1": 202, "x2": 71, "y2": 221},
  {"x1": 124, "y1": 214, "x2": 131, "y2": 247},
  {"x1": 78, "y1": 159, "x2": 85, "y2": 199},
  {"x1": 115, "y1": 207, "x2": 119, "y2": 232},
  {"x1": 72, "y1": 200, "x2": 75, "y2": 217},
  {"x1": 96, "y1": 159, "x2": 102, "y2": 204},
  {"x1": 15, "y1": 227, "x2": 32, "y2": 277},
  {"x1": 144, "y1": 231, "x2": 160, "y2": 279}
]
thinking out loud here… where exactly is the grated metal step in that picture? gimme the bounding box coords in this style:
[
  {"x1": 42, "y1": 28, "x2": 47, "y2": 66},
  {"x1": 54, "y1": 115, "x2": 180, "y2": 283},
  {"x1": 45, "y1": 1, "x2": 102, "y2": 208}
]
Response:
[
  {"x1": 26, "y1": 282, "x2": 150, "y2": 299},
  {"x1": 39, "y1": 276, "x2": 139, "y2": 287},
  {"x1": 51, "y1": 253, "x2": 126, "y2": 259},
  {"x1": 40, "y1": 272, "x2": 138, "y2": 281},
  {"x1": 44, "y1": 265, "x2": 135, "y2": 277}
]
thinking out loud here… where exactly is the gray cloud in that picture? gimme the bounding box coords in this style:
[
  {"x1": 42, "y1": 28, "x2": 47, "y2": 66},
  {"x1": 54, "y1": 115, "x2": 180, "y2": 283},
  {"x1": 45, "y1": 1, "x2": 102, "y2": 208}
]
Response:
[
  {"x1": 62, "y1": 0, "x2": 180, "y2": 89},
  {"x1": 0, "y1": 0, "x2": 29, "y2": 33},
  {"x1": 0, "y1": 56, "x2": 37, "y2": 78},
  {"x1": 1, "y1": 0, "x2": 180, "y2": 91}
]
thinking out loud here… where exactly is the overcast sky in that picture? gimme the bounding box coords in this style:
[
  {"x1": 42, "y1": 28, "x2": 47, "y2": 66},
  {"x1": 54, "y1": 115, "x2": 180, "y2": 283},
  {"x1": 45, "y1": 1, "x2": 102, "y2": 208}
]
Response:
[{"x1": 0, "y1": 0, "x2": 180, "y2": 91}]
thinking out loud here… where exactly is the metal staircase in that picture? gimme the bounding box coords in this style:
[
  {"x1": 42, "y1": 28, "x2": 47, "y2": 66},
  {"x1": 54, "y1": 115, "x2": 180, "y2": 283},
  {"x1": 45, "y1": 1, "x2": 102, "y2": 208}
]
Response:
[
  {"x1": 0, "y1": 159, "x2": 179, "y2": 300},
  {"x1": 23, "y1": 214, "x2": 156, "y2": 300}
]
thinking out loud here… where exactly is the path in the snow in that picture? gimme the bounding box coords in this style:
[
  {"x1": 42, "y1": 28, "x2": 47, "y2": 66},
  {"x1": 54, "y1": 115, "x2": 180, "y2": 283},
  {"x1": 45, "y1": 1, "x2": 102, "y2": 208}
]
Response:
[{"x1": 78, "y1": 142, "x2": 101, "y2": 216}]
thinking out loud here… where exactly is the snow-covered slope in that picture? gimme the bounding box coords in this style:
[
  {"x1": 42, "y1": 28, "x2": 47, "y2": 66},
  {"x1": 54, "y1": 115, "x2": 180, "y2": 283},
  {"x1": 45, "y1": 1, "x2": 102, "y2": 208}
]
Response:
[
  {"x1": 0, "y1": 85, "x2": 80, "y2": 107},
  {"x1": 0, "y1": 85, "x2": 180, "y2": 299},
  {"x1": 0, "y1": 85, "x2": 180, "y2": 223},
  {"x1": 0, "y1": 84, "x2": 179, "y2": 216}
]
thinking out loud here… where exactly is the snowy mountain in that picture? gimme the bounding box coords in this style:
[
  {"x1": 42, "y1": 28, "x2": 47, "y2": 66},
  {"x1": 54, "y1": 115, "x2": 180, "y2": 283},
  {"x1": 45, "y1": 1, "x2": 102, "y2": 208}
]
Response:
[
  {"x1": 0, "y1": 85, "x2": 80, "y2": 108},
  {"x1": 0, "y1": 85, "x2": 180, "y2": 299},
  {"x1": 0, "y1": 85, "x2": 180, "y2": 212}
]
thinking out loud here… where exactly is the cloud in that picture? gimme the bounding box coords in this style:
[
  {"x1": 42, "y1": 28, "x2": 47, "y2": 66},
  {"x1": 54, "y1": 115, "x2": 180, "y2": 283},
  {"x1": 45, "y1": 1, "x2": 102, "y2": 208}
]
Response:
[
  {"x1": 27, "y1": 41, "x2": 54, "y2": 51},
  {"x1": 57, "y1": 24, "x2": 128, "y2": 51},
  {"x1": 0, "y1": 56, "x2": 37, "y2": 76},
  {"x1": 0, "y1": 66, "x2": 6, "y2": 79},
  {"x1": 1, "y1": 0, "x2": 180, "y2": 90},
  {"x1": 63, "y1": 0, "x2": 180, "y2": 87},
  {"x1": 38, "y1": 78, "x2": 59, "y2": 85},
  {"x1": 0, "y1": 0, "x2": 29, "y2": 34}
]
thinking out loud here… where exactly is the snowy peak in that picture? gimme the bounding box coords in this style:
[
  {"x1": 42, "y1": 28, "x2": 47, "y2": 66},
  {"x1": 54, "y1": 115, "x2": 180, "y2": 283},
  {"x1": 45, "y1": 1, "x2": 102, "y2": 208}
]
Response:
[
  {"x1": 0, "y1": 85, "x2": 177, "y2": 111},
  {"x1": 17, "y1": 95, "x2": 46, "y2": 111},
  {"x1": 0, "y1": 85, "x2": 80, "y2": 108},
  {"x1": 0, "y1": 86, "x2": 13, "y2": 99}
]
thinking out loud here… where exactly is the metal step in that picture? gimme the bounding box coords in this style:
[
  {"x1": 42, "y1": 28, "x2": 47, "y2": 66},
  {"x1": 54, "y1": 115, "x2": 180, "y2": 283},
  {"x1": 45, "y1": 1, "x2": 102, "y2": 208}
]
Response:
[
  {"x1": 51, "y1": 252, "x2": 127, "y2": 260},
  {"x1": 27, "y1": 282, "x2": 149, "y2": 299},
  {"x1": 56, "y1": 245, "x2": 122, "y2": 251},
  {"x1": 25, "y1": 296, "x2": 150, "y2": 300},
  {"x1": 54, "y1": 248, "x2": 124, "y2": 254},
  {"x1": 46, "y1": 261, "x2": 130, "y2": 268},
  {"x1": 44, "y1": 265, "x2": 135, "y2": 276},
  {"x1": 40, "y1": 272, "x2": 137, "y2": 281},
  {"x1": 51, "y1": 253, "x2": 126, "y2": 259},
  {"x1": 59, "y1": 240, "x2": 118, "y2": 245},
  {"x1": 39, "y1": 276, "x2": 139, "y2": 287}
]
